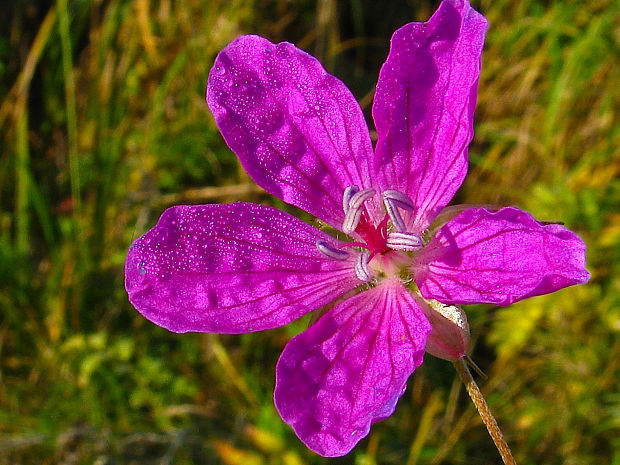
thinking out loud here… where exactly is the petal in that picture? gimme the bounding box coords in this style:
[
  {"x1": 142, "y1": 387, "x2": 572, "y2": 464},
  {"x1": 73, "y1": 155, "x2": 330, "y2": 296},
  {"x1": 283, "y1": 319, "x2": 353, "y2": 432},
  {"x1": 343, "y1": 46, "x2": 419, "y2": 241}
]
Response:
[
  {"x1": 274, "y1": 280, "x2": 430, "y2": 457},
  {"x1": 372, "y1": 0, "x2": 488, "y2": 233},
  {"x1": 125, "y1": 203, "x2": 361, "y2": 333},
  {"x1": 414, "y1": 207, "x2": 590, "y2": 306},
  {"x1": 207, "y1": 35, "x2": 376, "y2": 230}
]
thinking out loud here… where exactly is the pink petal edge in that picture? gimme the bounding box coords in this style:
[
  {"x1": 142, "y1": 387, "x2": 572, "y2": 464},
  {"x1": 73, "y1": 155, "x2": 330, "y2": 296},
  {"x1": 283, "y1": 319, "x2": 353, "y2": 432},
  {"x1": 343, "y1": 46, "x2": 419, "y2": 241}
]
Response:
[
  {"x1": 274, "y1": 280, "x2": 431, "y2": 457},
  {"x1": 125, "y1": 203, "x2": 361, "y2": 333},
  {"x1": 414, "y1": 207, "x2": 590, "y2": 306},
  {"x1": 372, "y1": 0, "x2": 488, "y2": 233},
  {"x1": 207, "y1": 35, "x2": 377, "y2": 231}
]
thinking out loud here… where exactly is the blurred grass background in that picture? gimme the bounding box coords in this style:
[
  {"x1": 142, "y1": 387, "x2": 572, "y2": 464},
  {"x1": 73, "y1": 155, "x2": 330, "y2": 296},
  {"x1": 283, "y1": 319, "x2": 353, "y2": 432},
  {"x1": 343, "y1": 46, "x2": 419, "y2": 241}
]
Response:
[{"x1": 1, "y1": 0, "x2": 618, "y2": 463}]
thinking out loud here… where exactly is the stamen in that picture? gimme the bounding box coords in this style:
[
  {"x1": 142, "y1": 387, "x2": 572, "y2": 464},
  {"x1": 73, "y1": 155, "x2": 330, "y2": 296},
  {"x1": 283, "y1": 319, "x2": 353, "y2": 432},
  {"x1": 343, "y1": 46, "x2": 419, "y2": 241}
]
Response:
[
  {"x1": 342, "y1": 185, "x2": 359, "y2": 214},
  {"x1": 316, "y1": 240, "x2": 349, "y2": 260},
  {"x1": 354, "y1": 252, "x2": 372, "y2": 282},
  {"x1": 342, "y1": 208, "x2": 363, "y2": 235},
  {"x1": 384, "y1": 202, "x2": 407, "y2": 232},
  {"x1": 382, "y1": 190, "x2": 415, "y2": 210},
  {"x1": 386, "y1": 232, "x2": 423, "y2": 251},
  {"x1": 342, "y1": 187, "x2": 376, "y2": 234},
  {"x1": 348, "y1": 188, "x2": 376, "y2": 210},
  {"x1": 383, "y1": 190, "x2": 414, "y2": 232}
]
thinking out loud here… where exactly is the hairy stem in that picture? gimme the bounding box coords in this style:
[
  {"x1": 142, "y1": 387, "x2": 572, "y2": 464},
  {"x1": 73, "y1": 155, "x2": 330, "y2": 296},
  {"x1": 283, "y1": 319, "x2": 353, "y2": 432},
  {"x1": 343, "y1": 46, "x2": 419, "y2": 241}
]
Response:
[{"x1": 453, "y1": 357, "x2": 517, "y2": 465}]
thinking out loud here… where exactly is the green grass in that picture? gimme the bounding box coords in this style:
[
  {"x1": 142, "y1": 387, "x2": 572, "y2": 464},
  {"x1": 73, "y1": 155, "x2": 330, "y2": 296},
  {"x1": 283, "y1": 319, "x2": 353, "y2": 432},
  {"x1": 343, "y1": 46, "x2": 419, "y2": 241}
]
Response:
[{"x1": 1, "y1": 0, "x2": 618, "y2": 463}]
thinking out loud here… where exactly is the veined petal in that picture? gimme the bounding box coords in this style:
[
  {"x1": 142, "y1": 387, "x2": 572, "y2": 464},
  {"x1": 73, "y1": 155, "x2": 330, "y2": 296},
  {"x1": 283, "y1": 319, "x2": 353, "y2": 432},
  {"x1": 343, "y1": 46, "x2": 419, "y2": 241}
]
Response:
[
  {"x1": 125, "y1": 203, "x2": 360, "y2": 333},
  {"x1": 207, "y1": 35, "x2": 376, "y2": 230},
  {"x1": 274, "y1": 280, "x2": 430, "y2": 457},
  {"x1": 414, "y1": 207, "x2": 590, "y2": 306},
  {"x1": 372, "y1": 0, "x2": 488, "y2": 234}
]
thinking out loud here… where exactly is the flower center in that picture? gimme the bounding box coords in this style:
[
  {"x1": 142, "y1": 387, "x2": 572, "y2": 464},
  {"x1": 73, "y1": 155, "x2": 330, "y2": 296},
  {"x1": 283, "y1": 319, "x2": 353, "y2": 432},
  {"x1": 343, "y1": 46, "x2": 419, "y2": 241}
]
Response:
[{"x1": 316, "y1": 185, "x2": 424, "y2": 282}]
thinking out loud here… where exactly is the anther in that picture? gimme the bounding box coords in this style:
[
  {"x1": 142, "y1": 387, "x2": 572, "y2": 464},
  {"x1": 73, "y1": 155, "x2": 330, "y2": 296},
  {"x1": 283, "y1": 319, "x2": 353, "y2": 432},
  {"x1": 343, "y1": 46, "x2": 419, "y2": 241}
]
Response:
[
  {"x1": 354, "y1": 252, "x2": 372, "y2": 282},
  {"x1": 342, "y1": 185, "x2": 359, "y2": 214},
  {"x1": 342, "y1": 188, "x2": 376, "y2": 235},
  {"x1": 316, "y1": 240, "x2": 349, "y2": 260},
  {"x1": 349, "y1": 188, "x2": 376, "y2": 210},
  {"x1": 386, "y1": 232, "x2": 423, "y2": 251},
  {"x1": 383, "y1": 190, "x2": 414, "y2": 232},
  {"x1": 382, "y1": 190, "x2": 415, "y2": 209},
  {"x1": 342, "y1": 208, "x2": 363, "y2": 235}
]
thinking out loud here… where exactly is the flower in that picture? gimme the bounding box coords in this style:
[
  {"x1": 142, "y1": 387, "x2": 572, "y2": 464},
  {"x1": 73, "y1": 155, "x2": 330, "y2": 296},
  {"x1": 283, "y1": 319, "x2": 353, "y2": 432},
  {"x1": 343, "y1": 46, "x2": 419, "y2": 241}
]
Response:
[{"x1": 125, "y1": 0, "x2": 589, "y2": 457}]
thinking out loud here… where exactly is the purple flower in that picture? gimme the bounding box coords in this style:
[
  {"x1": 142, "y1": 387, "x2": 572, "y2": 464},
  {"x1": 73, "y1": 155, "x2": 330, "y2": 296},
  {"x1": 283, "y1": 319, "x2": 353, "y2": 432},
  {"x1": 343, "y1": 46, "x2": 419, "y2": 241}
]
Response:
[{"x1": 125, "y1": 0, "x2": 589, "y2": 457}]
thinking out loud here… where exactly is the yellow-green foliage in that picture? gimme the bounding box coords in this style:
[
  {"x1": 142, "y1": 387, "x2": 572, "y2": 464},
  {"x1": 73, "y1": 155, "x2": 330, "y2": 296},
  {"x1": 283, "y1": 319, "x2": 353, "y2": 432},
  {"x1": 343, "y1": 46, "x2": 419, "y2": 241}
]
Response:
[{"x1": 1, "y1": 0, "x2": 618, "y2": 464}]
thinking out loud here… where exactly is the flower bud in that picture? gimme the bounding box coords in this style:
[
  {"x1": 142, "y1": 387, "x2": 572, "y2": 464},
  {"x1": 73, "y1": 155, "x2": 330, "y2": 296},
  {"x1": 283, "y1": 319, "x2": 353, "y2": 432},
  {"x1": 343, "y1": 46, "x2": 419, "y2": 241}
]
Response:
[{"x1": 421, "y1": 299, "x2": 470, "y2": 361}]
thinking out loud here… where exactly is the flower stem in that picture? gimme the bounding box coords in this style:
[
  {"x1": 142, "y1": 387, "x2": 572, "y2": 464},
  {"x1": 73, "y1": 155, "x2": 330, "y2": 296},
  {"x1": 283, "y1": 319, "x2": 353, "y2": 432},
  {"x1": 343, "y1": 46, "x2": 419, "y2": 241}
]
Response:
[{"x1": 453, "y1": 357, "x2": 517, "y2": 465}]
